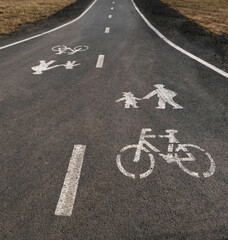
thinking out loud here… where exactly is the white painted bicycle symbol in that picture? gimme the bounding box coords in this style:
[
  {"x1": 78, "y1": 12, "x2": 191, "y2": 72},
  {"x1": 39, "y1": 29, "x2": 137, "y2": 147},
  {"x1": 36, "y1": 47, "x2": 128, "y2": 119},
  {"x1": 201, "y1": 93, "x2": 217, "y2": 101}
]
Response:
[
  {"x1": 116, "y1": 129, "x2": 215, "y2": 179},
  {"x1": 52, "y1": 45, "x2": 89, "y2": 55}
]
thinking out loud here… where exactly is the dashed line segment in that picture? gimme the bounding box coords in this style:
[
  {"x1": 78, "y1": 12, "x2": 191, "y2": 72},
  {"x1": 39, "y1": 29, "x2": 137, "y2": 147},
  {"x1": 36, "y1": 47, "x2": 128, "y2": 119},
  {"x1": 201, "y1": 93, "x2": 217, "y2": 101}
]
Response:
[
  {"x1": 96, "y1": 55, "x2": 105, "y2": 68},
  {"x1": 55, "y1": 145, "x2": 86, "y2": 217}
]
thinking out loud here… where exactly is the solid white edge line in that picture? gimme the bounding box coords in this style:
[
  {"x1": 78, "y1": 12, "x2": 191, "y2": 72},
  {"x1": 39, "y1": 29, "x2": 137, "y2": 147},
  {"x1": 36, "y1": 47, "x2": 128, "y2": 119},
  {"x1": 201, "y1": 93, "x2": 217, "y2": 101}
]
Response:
[
  {"x1": 55, "y1": 145, "x2": 86, "y2": 217},
  {"x1": 0, "y1": 0, "x2": 97, "y2": 50},
  {"x1": 131, "y1": 0, "x2": 228, "y2": 79},
  {"x1": 96, "y1": 55, "x2": 105, "y2": 68}
]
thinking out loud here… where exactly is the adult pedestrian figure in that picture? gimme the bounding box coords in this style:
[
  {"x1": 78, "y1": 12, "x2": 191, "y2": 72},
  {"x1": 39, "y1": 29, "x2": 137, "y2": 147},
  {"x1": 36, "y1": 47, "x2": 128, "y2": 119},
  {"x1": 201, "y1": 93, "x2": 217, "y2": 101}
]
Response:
[{"x1": 143, "y1": 84, "x2": 183, "y2": 109}]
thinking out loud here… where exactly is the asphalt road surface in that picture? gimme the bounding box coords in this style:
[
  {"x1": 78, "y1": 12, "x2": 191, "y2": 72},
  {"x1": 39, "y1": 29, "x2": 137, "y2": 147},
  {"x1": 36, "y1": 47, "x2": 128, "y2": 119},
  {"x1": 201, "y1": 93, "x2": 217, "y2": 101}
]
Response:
[{"x1": 0, "y1": 0, "x2": 227, "y2": 239}]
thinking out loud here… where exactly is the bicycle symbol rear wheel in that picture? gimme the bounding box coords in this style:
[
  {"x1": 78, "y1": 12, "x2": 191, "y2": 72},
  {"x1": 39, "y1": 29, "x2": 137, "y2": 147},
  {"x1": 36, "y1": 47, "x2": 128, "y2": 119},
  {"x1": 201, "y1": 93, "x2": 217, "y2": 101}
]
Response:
[{"x1": 116, "y1": 145, "x2": 155, "y2": 179}]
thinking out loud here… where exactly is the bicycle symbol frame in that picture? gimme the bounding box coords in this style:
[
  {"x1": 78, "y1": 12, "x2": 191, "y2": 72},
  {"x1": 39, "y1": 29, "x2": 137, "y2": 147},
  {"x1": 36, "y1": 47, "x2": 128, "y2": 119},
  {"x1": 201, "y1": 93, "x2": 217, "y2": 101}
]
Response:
[{"x1": 116, "y1": 129, "x2": 215, "y2": 179}]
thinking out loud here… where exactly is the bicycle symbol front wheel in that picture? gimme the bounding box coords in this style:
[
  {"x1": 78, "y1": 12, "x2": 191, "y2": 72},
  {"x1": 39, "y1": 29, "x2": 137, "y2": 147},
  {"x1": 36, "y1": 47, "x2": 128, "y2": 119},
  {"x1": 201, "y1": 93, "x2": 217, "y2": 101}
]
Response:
[
  {"x1": 175, "y1": 144, "x2": 216, "y2": 178},
  {"x1": 116, "y1": 145, "x2": 155, "y2": 179}
]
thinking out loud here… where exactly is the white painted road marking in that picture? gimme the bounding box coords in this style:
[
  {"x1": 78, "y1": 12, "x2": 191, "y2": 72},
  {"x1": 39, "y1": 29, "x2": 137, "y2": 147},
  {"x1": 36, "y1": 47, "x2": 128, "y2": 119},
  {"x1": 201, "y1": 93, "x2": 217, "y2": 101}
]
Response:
[
  {"x1": 105, "y1": 27, "x2": 110, "y2": 33},
  {"x1": 116, "y1": 84, "x2": 183, "y2": 109},
  {"x1": 112, "y1": 1, "x2": 115, "y2": 4},
  {"x1": 143, "y1": 84, "x2": 183, "y2": 109},
  {"x1": 96, "y1": 55, "x2": 105, "y2": 68},
  {"x1": 108, "y1": 15, "x2": 112, "y2": 19},
  {"x1": 117, "y1": 129, "x2": 215, "y2": 179},
  {"x1": 52, "y1": 45, "x2": 89, "y2": 55},
  {"x1": 0, "y1": 0, "x2": 97, "y2": 50},
  {"x1": 116, "y1": 92, "x2": 141, "y2": 108},
  {"x1": 55, "y1": 145, "x2": 86, "y2": 217},
  {"x1": 111, "y1": 7, "x2": 114, "y2": 10},
  {"x1": 31, "y1": 60, "x2": 80, "y2": 75},
  {"x1": 131, "y1": 0, "x2": 228, "y2": 79}
]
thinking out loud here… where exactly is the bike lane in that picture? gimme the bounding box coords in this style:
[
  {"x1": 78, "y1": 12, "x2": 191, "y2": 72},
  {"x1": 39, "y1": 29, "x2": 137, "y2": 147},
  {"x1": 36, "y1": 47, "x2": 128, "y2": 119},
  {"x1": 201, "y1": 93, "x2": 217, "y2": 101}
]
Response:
[{"x1": 0, "y1": 0, "x2": 227, "y2": 239}]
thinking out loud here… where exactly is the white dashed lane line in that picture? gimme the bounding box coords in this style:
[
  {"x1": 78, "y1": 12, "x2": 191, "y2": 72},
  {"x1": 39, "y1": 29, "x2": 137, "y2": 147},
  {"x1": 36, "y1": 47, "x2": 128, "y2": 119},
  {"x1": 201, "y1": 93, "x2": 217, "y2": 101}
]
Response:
[
  {"x1": 55, "y1": 145, "x2": 86, "y2": 217},
  {"x1": 108, "y1": 15, "x2": 112, "y2": 18},
  {"x1": 105, "y1": 27, "x2": 110, "y2": 33},
  {"x1": 96, "y1": 55, "x2": 105, "y2": 68}
]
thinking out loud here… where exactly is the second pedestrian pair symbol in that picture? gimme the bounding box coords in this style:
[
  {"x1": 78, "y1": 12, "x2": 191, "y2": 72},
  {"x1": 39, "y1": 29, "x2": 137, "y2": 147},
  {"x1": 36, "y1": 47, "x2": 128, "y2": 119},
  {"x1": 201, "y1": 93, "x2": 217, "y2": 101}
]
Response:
[{"x1": 115, "y1": 84, "x2": 183, "y2": 109}]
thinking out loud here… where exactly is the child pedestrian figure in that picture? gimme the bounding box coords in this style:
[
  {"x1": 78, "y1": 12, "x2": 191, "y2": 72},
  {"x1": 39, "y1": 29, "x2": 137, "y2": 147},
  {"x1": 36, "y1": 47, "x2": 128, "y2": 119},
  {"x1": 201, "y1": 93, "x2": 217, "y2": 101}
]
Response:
[{"x1": 115, "y1": 92, "x2": 141, "y2": 108}]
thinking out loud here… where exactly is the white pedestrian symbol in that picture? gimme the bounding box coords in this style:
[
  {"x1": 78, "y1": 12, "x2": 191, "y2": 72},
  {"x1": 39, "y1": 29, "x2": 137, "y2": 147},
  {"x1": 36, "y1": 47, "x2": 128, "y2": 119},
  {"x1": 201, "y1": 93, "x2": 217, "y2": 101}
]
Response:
[
  {"x1": 115, "y1": 84, "x2": 183, "y2": 109},
  {"x1": 31, "y1": 60, "x2": 80, "y2": 75},
  {"x1": 52, "y1": 45, "x2": 89, "y2": 55},
  {"x1": 143, "y1": 84, "x2": 183, "y2": 109},
  {"x1": 115, "y1": 92, "x2": 141, "y2": 108}
]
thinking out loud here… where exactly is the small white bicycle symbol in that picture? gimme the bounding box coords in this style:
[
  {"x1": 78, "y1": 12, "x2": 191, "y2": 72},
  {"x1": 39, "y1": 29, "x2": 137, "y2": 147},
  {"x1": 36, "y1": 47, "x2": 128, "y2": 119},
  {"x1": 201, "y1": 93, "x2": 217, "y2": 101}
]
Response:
[
  {"x1": 116, "y1": 129, "x2": 215, "y2": 179},
  {"x1": 52, "y1": 45, "x2": 89, "y2": 55}
]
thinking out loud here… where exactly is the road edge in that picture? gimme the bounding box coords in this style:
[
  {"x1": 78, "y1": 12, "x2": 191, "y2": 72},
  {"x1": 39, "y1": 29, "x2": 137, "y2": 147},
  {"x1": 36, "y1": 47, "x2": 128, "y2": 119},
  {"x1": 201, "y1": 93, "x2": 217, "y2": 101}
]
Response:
[
  {"x1": 131, "y1": 0, "x2": 228, "y2": 79},
  {"x1": 0, "y1": 0, "x2": 97, "y2": 50}
]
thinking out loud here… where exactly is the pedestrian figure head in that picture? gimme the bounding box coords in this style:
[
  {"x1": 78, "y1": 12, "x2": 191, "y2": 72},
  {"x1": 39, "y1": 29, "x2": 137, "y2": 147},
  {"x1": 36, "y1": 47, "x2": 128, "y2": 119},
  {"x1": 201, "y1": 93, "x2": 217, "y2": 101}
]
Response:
[
  {"x1": 122, "y1": 92, "x2": 135, "y2": 98},
  {"x1": 154, "y1": 84, "x2": 165, "y2": 89}
]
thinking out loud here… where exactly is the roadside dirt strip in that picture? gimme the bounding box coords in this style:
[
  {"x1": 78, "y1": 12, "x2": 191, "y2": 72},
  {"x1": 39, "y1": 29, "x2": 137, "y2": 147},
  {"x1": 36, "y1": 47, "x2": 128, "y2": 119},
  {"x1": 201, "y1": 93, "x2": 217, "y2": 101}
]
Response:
[{"x1": 0, "y1": 0, "x2": 227, "y2": 239}]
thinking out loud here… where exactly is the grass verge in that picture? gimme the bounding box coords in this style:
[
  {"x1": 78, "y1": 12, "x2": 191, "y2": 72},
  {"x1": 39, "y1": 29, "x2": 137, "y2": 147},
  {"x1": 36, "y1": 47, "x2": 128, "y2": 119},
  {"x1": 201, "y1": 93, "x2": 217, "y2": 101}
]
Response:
[
  {"x1": 161, "y1": 0, "x2": 228, "y2": 36},
  {"x1": 0, "y1": 0, "x2": 76, "y2": 35},
  {"x1": 134, "y1": 0, "x2": 228, "y2": 67},
  {"x1": 0, "y1": 0, "x2": 93, "y2": 39}
]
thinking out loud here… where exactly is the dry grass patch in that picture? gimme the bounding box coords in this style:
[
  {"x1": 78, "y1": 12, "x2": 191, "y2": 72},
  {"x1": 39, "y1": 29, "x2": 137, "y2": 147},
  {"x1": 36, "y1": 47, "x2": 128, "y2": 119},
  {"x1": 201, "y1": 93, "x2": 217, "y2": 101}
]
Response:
[
  {"x1": 161, "y1": 0, "x2": 228, "y2": 35},
  {"x1": 0, "y1": 0, "x2": 76, "y2": 35}
]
